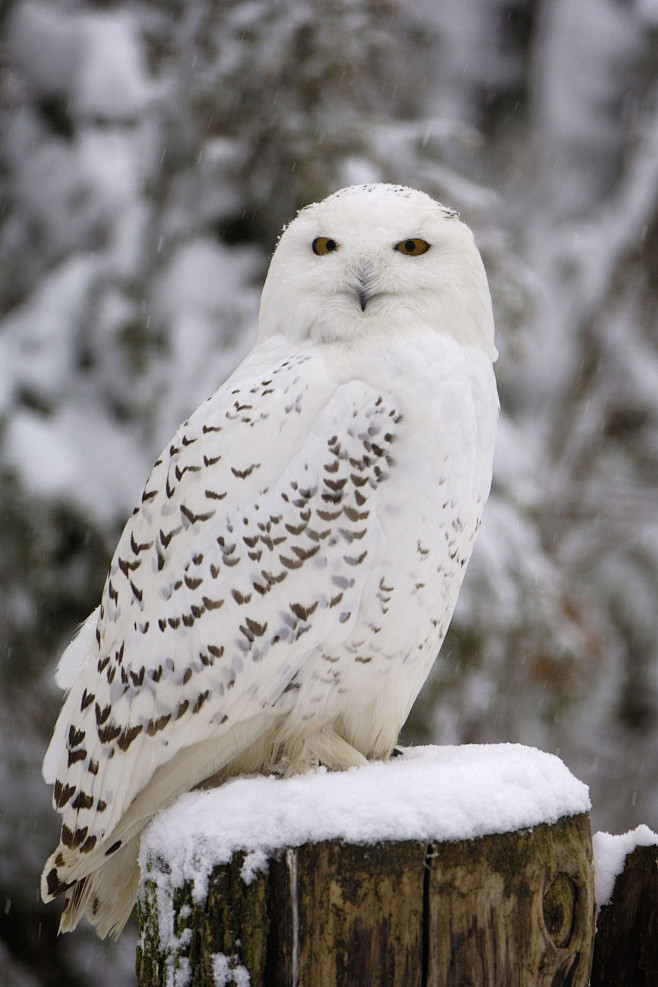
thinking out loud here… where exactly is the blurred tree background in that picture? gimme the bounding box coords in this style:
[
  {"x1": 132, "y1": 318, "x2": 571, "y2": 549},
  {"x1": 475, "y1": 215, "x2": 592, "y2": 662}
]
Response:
[{"x1": 1, "y1": 0, "x2": 657, "y2": 982}]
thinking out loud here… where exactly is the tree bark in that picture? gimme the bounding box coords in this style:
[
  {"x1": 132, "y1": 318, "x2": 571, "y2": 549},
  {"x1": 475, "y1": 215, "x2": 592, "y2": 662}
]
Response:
[
  {"x1": 137, "y1": 812, "x2": 595, "y2": 986},
  {"x1": 590, "y1": 841, "x2": 658, "y2": 987}
]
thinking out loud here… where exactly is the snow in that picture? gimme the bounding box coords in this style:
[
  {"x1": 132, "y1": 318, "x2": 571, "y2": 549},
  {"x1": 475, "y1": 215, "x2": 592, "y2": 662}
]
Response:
[
  {"x1": 2, "y1": 2, "x2": 658, "y2": 983},
  {"x1": 140, "y1": 744, "x2": 589, "y2": 981},
  {"x1": 9, "y1": 1, "x2": 154, "y2": 120},
  {"x1": 211, "y1": 955, "x2": 251, "y2": 987},
  {"x1": 4, "y1": 404, "x2": 147, "y2": 526},
  {"x1": 592, "y1": 824, "x2": 658, "y2": 910},
  {"x1": 140, "y1": 744, "x2": 590, "y2": 906},
  {"x1": 0, "y1": 257, "x2": 103, "y2": 413},
  {"x1": 152, "y1": 239, "x2": 262, "y2": 418}
]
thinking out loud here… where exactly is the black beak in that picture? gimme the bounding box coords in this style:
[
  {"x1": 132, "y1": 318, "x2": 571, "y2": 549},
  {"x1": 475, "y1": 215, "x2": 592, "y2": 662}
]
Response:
[{"x1": 355, "y1": 263, "x2": 377, "y2": 311}]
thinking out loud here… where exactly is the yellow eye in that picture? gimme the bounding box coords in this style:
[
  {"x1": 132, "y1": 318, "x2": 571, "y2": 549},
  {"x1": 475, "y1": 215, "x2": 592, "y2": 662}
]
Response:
[
  {"x1": 312, "y1": 237, "x2": 338, "y2": 255},
  {"x1": 395, "y1": 238, "x2": 430, "y2": 256}
]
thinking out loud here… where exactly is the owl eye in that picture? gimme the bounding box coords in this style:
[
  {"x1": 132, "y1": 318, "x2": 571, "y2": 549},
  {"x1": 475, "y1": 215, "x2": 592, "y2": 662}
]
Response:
[
  {"x1": 395, "y1": 238, "x2": 430, "y2": 256},
  {"x1": 312, "y1": 237, "x2": 338, "y2": 255}
]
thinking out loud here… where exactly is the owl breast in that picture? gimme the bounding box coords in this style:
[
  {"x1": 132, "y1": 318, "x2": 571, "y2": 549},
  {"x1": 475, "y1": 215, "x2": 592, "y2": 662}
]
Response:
[{"x1": 268, "y1": 331, "x2": 498, "y2": 758}]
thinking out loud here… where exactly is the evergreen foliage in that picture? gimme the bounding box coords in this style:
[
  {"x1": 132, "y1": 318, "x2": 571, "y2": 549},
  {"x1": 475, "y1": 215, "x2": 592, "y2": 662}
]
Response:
[{"x1": 1, "y1": 0, "x2": 657, "y2": 981}]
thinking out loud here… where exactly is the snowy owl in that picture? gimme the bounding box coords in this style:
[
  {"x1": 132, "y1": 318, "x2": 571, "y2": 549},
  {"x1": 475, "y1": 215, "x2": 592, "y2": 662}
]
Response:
[{"x1": 41, "y1": 183, "x2": 498, "y2": 939}]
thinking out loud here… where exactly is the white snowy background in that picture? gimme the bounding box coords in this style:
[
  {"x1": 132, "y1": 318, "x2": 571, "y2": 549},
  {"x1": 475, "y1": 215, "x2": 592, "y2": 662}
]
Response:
[{"x1": 1, "y1": 0, "x2": 658, "y2": 983}]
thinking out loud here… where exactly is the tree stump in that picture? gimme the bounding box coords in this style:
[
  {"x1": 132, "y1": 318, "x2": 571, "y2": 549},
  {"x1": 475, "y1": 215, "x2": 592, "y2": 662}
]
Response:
[
  {"x1": 138, "y1": 815, "x2": 594, "y2": 986},
  {"x1": 591, "y1": 840, "x2": 658, "y2": 987},
  {"x1": 135, "y1": 745, "x2": 595, "y2": 986}
]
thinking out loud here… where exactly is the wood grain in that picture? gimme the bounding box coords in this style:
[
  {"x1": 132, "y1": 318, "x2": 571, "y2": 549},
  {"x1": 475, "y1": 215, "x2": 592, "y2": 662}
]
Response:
[{"x1": 137, "y1": 813, "x2": 595, "y2": 986}]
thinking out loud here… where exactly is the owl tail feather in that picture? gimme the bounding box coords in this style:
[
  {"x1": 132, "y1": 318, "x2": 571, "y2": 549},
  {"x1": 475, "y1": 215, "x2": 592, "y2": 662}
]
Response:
[
  {"x1": 60, "y1": 723, "x2": 377, "y2": 938},
  {"x1": 58, "y1": 837, "x2": 140, "y2": 940},
  {"x1": 43, "y1": 711, "x2": 284, "y2": 939}
]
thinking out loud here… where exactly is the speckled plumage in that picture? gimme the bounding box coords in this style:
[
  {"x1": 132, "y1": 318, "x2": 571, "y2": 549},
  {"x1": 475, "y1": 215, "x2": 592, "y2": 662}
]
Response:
[{"x1": 41, "y1": 183, "x2": 498, "y2": 938}]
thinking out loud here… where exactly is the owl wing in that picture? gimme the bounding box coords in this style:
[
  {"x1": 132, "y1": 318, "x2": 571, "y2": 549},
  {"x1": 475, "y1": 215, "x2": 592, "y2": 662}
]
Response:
[{"x1": 42, "y1": 341, "x2": 402, "y2": 900}]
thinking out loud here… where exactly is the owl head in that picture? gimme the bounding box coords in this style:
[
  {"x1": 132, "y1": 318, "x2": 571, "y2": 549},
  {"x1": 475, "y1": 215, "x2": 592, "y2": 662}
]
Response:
[{"x1": 258, "y1": 183, "x2": 497, "y2": 361}]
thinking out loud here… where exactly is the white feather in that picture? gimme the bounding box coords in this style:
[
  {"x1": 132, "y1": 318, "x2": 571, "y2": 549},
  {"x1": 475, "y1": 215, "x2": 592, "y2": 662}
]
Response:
[{"x1": 41, "y1": 183, "x2": 498, "y2": 938}]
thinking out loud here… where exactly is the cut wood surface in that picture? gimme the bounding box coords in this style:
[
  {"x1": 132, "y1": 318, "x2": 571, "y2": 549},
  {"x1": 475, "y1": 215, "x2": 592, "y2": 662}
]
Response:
[{"x1": 137, "y1": 812, "x2": 595, "y2": 987}]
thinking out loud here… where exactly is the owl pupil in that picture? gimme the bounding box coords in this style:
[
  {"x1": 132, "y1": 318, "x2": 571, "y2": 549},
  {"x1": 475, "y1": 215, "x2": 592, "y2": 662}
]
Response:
[
  {"x1": 405, "y1": 240, "x2": 415, "y2": 253},
  {"x1": 313, "y1": 237, "x2": 337, "y2": 255}
]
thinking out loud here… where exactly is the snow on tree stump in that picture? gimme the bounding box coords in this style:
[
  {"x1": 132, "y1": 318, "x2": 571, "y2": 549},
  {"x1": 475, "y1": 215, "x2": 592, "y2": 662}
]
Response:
[
  {"x1": 590, "y1": 826, "x2": 658, "y2": 987},
  {"x1": 136, "y1": 745, "x2": 595, "y2": 987}
]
